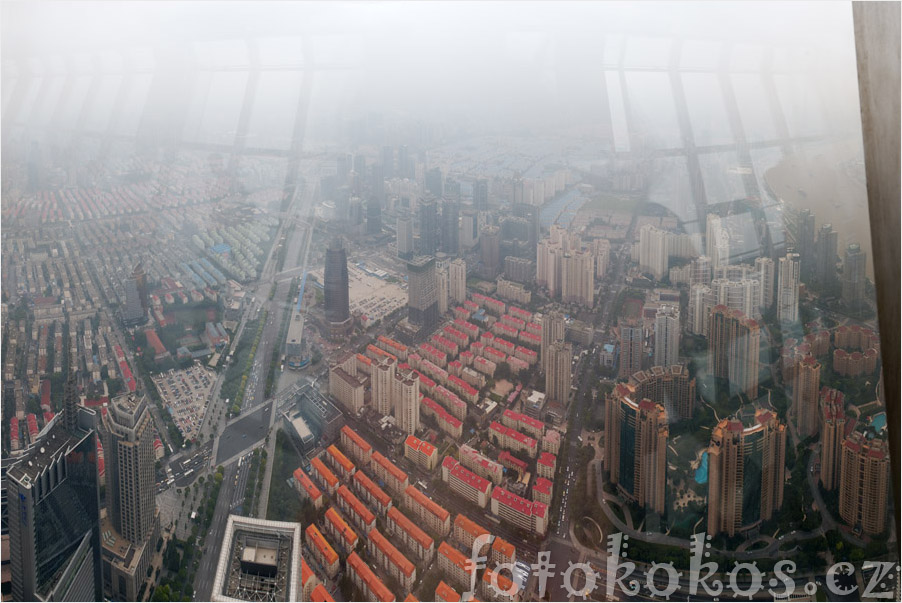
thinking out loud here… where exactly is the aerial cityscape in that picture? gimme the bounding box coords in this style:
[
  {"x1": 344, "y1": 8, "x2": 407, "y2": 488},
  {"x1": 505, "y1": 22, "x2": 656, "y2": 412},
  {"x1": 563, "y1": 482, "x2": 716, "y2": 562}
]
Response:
[{"x1": 1, "y1": 2, "x2": 898, "y2": 602}]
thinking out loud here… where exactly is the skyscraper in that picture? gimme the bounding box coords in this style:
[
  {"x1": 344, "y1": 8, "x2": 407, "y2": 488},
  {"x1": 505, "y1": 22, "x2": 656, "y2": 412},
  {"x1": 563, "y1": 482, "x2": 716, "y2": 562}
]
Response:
[
  {"x1": 426, "y1": 167, "x2": 443, "y2": 198},
  {"x1": 690, "y1": 255, "x2": 712, "y2": 288},
  {"x1": 449, "y1": 259, "x2": 467, "y2": 305},
  {"x1": 397, "y1": 211, "x2": 414, "y2": 260},
  {"x1": 370, "y1": 163, "x2": 385, "y2": 203},
  {"x1": 604, "y1": 383, "x2": 668, "y2": 514},
  {"x1": 102, "y1": 393, "x2": 155, "y2": 544},
  {"x1": 101, "y1": 393, "x2": 159, "y2": 600},
  {"x1": 541, "y1": 310, "x2": 565, "y2": 374},
  {"x1": 706, "y1": 214, "x2": 731, "y2": 269},
  {"x1": 819, "y1": 388, "x2": 845, "y2": 492},
  {"x1": 460, "y1": 209, "x2": 479, "y2": 249},
  {"x1": 839, "y1": 431, "x2": 889, "y2": 535},
  {"x1": 366, "y1": 198, "x2": 382, "y2": 235},
  {"x1": 814, "y1": 223, "x2": 838, "y2": 289},
  {"x1": 777, "y1": 252, "x2": 800, "y2": 324},
  {"x1": 441, "y1": 197, "x2": 460, "y2": 255},
  {"x1": 393, "y1": 367, "x2": 420, "y2": 435},
  {"x1": 653, "y1": 305, "x2": 680, "y2": 368},
  {"x1": 473, "y1": 178, "x2": 488, "y2": 211},
  {"x1": 8, "y1": 375, "x2": 102, "y2": 602},
  {"x1": 122, "y1": 278, "x2": 147, "y2": 326},
  {"x1": 710, "y1": 277, "x2": 762, "y2": 320},
  {"x1": 418, "y1": 199, "x2": 439, "y2": 256},
  {"x1": 398, "y1": 145, "x2": 410, "y2": 179},
  {"x1": 618, "y1": 318, "x2": 644, "y2": 379},
  {"x1": 638, "y1": 224, "x2": 668, "y2": 281},
  {"x1": 629, "y1": 364, "x2": 696, "y2": 422},
  {"x1": 792, "y1": 356, "x2": 821, "y2": 438},
  {"x1": 545, "y1": 340, "x2": 572, "y2": 405},
  {"x1": 688, "y1": 284, "x2": 715, "y2": 336},
  {"x1": 132, "y1": 262, "x2": 148, "y2": 312},
  {"x1": 382, "y1": 146, "x2": 394, "y2": 179},
  {"x1": 407, "y1": 256, "x2": 439, "y2": 330},
  {"x1": 795, "y1": 208, "x2": 816, "y2": 280},
  {"x1": 754, "y1": 256, "x2": 775, "y2": 310},
  {"x1": 707, "y1": 409, "x2": 786, "y2": 537},
  {"x1": 707, "y1": 306, "x2": 761, "y2": 399},
  {"x1": 841, "y1": 243, "x2": 867, "y2": 310},
  {"x1": 561, "y1": 250, "x2": 594, "y2": 307},
  {"x1": 324, "y1": 238, "x2": 352, "y2": 336},
  {"x1": 479, "y1": 226, "x2": 501, "y2": 279},
  {"x1": 372, "y1": 356, "x2": 397, "y2": 417},
  {"x1": 436, "y1": 256, "x2": 450, "y2": 315}
]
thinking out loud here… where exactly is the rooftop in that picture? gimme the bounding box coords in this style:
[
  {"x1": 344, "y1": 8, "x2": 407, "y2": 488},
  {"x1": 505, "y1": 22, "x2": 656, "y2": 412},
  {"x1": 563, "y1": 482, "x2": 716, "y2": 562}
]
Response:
[{"x1": 211, "y1": 515, "x2": 302, "y2": 602}]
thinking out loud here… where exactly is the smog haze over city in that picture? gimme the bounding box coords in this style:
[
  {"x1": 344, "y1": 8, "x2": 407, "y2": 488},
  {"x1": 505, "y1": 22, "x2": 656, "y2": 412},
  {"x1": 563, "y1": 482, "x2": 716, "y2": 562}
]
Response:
[{"x1": 1, "y1": 2, "x2": 896, "y2": 602}]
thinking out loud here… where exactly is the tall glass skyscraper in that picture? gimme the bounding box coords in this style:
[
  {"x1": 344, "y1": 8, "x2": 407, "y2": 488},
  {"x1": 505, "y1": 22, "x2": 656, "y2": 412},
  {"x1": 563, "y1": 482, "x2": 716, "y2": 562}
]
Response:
[
  {"x1": 8, "y1": 403, "x2": 102, "y2": 601},
  {"x1": 324, "y1": 237, "x2": 352, "y2": 337}
]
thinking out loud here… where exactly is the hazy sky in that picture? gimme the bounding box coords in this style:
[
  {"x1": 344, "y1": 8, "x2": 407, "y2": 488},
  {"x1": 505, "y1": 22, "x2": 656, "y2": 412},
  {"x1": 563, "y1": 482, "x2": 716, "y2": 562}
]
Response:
[{"x1": 2, "y1": 2, "x2": 862, "y2": 140}]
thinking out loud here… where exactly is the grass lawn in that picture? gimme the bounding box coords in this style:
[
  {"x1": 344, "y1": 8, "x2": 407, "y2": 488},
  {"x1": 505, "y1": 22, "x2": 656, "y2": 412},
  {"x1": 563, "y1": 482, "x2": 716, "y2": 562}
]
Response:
[{"x1": 266, "y1": 431, "x2": 304, "y2": 522}]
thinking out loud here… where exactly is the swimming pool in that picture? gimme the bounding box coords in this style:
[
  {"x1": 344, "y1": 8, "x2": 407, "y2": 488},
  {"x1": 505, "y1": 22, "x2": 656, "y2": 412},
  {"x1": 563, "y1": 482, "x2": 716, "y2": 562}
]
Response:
[
  {"x1": 694, "y1": 451, "x2": 709, "y2": 484},
  {"x1": 871, "y1": 412, "x2": 886, "y2": 432}
]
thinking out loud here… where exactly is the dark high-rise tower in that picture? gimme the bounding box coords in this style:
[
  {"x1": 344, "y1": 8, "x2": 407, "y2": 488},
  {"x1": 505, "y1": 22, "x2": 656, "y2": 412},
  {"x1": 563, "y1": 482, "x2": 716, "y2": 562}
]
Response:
[
  {"x1": 398, "y1": 145, "x2": 410, "y2": 179},
  {"x1": 426, "y1": 167, "x2": 443, "y2": 198},
  {"x1": 8, "y1": 396, "x2": 102, "y2": 601},
  {"x1": 122, "y1": 278, "x2": 147, "y2": 327},
  {"x1": 441, "y1": 197, "x2": 460, "y2": 255},
  {"x1": 814, "y1": 223, "x2": 838, "y2": 290},
  {"x1": 418, "y1": 199, "x2": 439, "y2": 256},
  {"x1": 324, "y1": 238, "x2": 352, "y2": 336},
  {"x1": 382, "y1": 146, "x2": 394, "y2": 179},
  {"x1": 841, "y1": 243, "x2": 867, "y2": 310},
  {"x1": 370, "y1": 163, "x2": 385, "y2": 203},
  {"x1": 479, "y1": 226, "x2": 501, "y2": 279},
  {"x1": 795, "y1": 208, "x2": 816, "y2": 280},
  {"x1": 473, "y1": 178, "x2": 489, "y2": 211},
  {"x1": 366, "y1": 199, "x2": 382, "y2": 235},
  {"x1": 132, "y1": 262, "x2": 148, "y2": 312},
  {"x1": 407, "y1": 256, "x2": 439, "y2": 330}
]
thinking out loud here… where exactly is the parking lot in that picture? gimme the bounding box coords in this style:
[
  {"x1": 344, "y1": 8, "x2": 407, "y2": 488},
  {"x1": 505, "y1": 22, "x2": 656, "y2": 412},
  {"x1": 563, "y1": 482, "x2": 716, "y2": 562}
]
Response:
[{"x1": 151, "y1": 365, "x2": 216, "y2": 441}]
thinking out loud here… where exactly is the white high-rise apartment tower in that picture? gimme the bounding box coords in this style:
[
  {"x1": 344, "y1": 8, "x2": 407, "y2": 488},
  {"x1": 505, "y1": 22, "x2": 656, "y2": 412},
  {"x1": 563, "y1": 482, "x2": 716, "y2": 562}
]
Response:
[
  {"x1": 449, "y1": 258, "x2": 467, "y2": 305},
  {"x1": 777, "y1": 253, "x2": 801, "y2": 324},
  {"x1": 654, "y1": 305, "x2": 680, "y2": 368}
]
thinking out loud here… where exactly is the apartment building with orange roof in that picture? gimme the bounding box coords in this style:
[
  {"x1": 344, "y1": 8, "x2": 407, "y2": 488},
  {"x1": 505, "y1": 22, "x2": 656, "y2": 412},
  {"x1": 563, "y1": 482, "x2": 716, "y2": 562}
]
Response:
[
  {"x1": 340, "y1": 425, "x2": 373, "y2": 466},
  {"x1": 437, "y1": 541, "x2": 472, "y2": 590},
  {"x1": 352, "y1": 470, "x2": 393, "y2": 516},
  {"x1": 323, "y1": 507, "x2": 359, "y2": 554},
  {"x1": 490, "y1": 537, "x2": 516, "y2": 567},
  {"x1": 310, "y1": 584, "x2": 336, "y2": 602},
  {"x1": 347, "y1": 552, "x2": 395, "y2": 603},
  {"x1": 305, "y1": 524, "x2": 339, "y2": 578},
  {"x1": 336, "y1": 484, "x2": 376, "y2": 535},
  {"x1": 371, "y1": 450, "x2": 410, "y2": 496},
  {"x1": 404, "y1": 434, "x2": 439, "y2": 470},
  {"x1": 325, "y1": 444, "x2": 356, "y2": 480},
  {"x1": 367, "y1": 528, "x2": 417, "y2": 593},
  {"x1": 452, "y1": 514, "x2": 491, "y2": 555},
  {"x1": 301, "y1": 556, "x2": 320, "y2": 601},
  {"x1": 310, "y1": 457, "x2": 339, "y2": 495},
  {"x1": 294, "y1": 467, "x2": 324, "y2": 509},
  {"x1": 386, "y1": 507, "x2": 435, "y2": 562},
  {"x1": 404, "y1": 485, "x2": 451, "y2": 536}
]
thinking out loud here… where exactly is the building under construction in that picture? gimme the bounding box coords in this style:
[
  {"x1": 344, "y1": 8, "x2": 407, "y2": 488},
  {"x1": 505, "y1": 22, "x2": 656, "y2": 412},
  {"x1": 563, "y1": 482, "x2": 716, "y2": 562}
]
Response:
[{"x1": 211, "y1": 515, "x2": 302, "y2": 602}]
